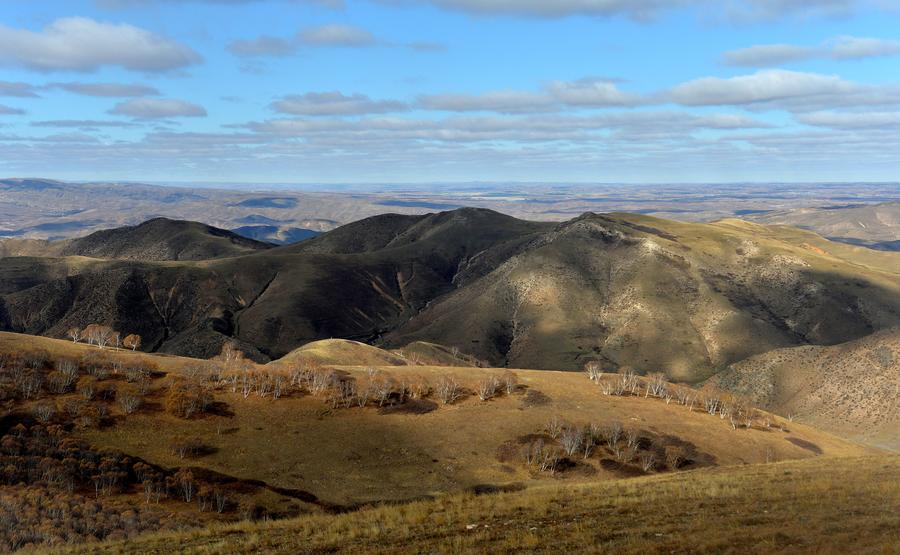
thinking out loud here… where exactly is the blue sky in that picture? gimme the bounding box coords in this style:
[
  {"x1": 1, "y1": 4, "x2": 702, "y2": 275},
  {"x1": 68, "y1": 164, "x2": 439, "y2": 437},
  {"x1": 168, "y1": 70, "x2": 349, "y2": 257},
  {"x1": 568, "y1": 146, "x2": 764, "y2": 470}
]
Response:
[{"x1": 0, "y1": 0, "x2": 899, "y2": 184}]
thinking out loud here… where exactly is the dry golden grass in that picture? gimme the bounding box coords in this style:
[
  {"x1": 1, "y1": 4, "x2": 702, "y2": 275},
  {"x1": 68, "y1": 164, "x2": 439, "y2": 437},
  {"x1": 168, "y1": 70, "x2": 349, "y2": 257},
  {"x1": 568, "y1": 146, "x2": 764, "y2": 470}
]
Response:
[
  {"x1": 31, "y1": 455, "x2": 900, "y2": 554},
  {"x1": 76, "y1": 361, "x2": 874, "y2": 506},
  {"x1": 273, "y1": 338, "x2": 409, "y2": 367}
]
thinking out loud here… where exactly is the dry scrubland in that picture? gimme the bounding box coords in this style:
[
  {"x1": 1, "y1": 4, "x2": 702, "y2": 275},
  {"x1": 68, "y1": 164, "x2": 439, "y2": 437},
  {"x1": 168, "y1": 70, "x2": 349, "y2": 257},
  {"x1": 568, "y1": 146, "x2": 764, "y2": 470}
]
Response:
[{"x1": 31, "y1": 455, "x2": 900, "y2": 555}]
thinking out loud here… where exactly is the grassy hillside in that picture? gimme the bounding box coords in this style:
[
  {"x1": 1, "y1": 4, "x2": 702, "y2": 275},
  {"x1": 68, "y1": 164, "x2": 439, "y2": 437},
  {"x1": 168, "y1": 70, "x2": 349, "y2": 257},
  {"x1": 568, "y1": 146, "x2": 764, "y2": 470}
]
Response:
[
  {"x1": 712, "y1": 326, "x2": 900, "y2": 451},
  {"x1": 31, "y1": 455, "x2": 900, "y2": 554},
  {"x1": 274, "y1": 338, "x2": 479, "y2": 367},
  {"x1": 274, "y1": 338, "x2": 410, "y2": 366}
]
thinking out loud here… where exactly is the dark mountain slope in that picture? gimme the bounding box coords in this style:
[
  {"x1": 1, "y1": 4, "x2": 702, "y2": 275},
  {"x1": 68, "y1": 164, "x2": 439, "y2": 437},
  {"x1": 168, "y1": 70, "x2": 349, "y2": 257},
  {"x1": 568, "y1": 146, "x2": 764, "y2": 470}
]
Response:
[
  {"x1": 59, "y1": 217, "x2": 274, "y2": 260},
  {"x1": 383, "y1": 213, "x2": 900, "y2": 379},
  {"x1": 0, "y1": 209, "x2": 551, "y2": 360},
  {"x1": 0, "y1": 209, "x2": 897, "y2": 374}
]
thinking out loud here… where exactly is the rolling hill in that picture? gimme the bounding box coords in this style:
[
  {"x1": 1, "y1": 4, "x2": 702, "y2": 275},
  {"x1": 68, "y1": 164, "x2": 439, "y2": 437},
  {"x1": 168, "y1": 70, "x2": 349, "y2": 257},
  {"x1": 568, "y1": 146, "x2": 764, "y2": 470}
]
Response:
[
  {"x1": 0, "y1": 218, "x2": 273, "y2": 261},
  {"x1": 711, "y1": 327, "x2": 900, "y2": 451},
  {"x1": 748, "y1": 201, "x2": 900, "y2": 251},
  {"x1": 0, "y1": 209, "x2": 898, "y2": 378}
]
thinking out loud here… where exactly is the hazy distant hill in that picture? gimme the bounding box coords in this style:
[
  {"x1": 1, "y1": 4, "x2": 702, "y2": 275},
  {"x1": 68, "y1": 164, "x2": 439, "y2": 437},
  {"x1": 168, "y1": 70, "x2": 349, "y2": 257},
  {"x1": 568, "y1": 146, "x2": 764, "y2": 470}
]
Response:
[{"x1": 749, "y1": 201, "x2": 899, "y2": 251}]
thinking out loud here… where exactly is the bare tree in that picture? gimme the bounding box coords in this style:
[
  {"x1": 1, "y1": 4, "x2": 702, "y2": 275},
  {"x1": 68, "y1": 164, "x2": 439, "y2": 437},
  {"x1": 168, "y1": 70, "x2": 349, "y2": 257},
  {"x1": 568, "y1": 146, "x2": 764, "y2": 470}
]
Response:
[
  {"x1": 640, "y1": 452, "x2": 656, "y2": 472},
  {"x1": 119, "y1": 386, "x2": 143, "y2": 414},
  {"x1": 560, "y1": 425, "x2": 584, "y2": 457},
  {"x1": 67, "y1": 327, "x2": 83, "y2": 343},
  {"x1": 605, "y1": 421, "x2": 623, "y2": 451},
  {"x1": 584, "y1": 361, "x2": 602, "y2": 383},
  {"x1": 501, "y1": 371, "x2": 518, "y2": 395},
  {"x1": 646, "y1": 373, "x2": 668, "y2": 397},
  {"x1": 545, "y1": 415, "x2": 566, "y2": 439},
  {"x1": 310, "y1": 369, "x2": 334, "y2": 396},
  {"x1": 523, "y1": 439, "x2": 544, "y2": 466},
  {"x1": 33, "y1": 403, "x2": 56, "y2": 423},
  {"x1": 539, "y1": 449, "x2": 561, "y2": 474},
  {"x1": 123, "y1": 334, "x2": 142, "y2": 352},
  {"x1": 665, "y1": 445, "x2": 686, "y2": 470},
  {"x1": 615, "y1": 368, "x2": 640, "y2": 395},
  {"x1": 625, "y1": 428, "x2": 641, "y2": 451},
  {"x1": 93, "y1": 325, "x2": 114, "y2": 349},
  {"x1": 435, "y1": 375, "x2": 463, "y2": 405},
  {"x1": 477, "y1": 375, "x2": 500, "y2": 401},
  {"x1": 406, "y1": 376, "x2": 430, "y2": 400},
  {"x1": 79, "y1": 379, "x2": 95, "y2": 401}
]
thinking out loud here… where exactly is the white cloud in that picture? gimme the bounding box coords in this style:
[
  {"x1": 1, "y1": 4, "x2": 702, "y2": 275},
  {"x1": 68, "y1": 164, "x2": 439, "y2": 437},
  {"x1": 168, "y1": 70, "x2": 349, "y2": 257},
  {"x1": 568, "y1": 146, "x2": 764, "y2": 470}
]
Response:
[
  {"x1": 828, "y1": 35, "x2": 900, "y2": 59},
  {"x1": 0, "y1": 81, "x2": 39, "y2": 97},
  {"x1": 419, "y1": 91, "x2": 556, "y2": 113},
  {"x1": 723, "y1": 35, "x2": 900, "y2": 66},
  {"x1": 795, "y1": 110, "x2": 900, "y2": 129},
  {"x1": 419, "y1": 0, "x2": 689, "y2": 19},
  {"x1": 297, "y1": 24, "x2": 377, "y2": 47},
  {"x1": 110, "y1": 98, "x2": 207, "y2": 118},
  {"x1": 32, "y1": 119, "x2": 141, "y2": 129},
  {"x1": 0, "y1": 104, "x2": 25, "y2": 115},
  {"x1": 384, "y1": 0, "x2": 884, "y2": 21},
  {"x1": 0, "y1": 17, "x2": 201, "y2": 72},
  {"x1": 51, "y1": 82, "x2": 159, "y2": 97},
  {"x1": 722, "y1": 44, "x2": 818, "y2": 67},
  {"x1": 546, "y1": 77, "x2": 643, "y2": 107},
  {"x1": 668, "y1": 69, "x2": 857, "y2": 106},
  {"x1": 271, "y1": 92, "x2": 408, "y2": 115},
  {"x1": 228, "y1": 36, "x2": 296, "y2": 57},
  {"x1": 98, "y1": 0, "x2": 344, "y2": 7}
]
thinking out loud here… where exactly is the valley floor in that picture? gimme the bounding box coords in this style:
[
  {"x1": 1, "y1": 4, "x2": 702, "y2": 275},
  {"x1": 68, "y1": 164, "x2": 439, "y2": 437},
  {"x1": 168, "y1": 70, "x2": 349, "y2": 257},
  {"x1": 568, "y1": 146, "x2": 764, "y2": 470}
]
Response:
[{"x1": 33, "y1": 455, "x2": 900, "y2": 554}]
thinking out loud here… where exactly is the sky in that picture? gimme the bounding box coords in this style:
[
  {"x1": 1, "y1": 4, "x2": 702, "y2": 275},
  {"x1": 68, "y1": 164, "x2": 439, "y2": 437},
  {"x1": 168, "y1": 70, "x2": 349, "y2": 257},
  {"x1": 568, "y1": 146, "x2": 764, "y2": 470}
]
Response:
[{"x1": 0, "y1": 0, "x2": 899, "y2": 185}]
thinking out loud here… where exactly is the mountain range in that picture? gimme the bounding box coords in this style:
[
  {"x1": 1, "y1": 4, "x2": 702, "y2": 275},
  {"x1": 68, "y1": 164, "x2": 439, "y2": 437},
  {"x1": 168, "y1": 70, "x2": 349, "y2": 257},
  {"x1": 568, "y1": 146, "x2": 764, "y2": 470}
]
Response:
[{"x1": 1, "y1": 208, "x2": 897, "y2": 383}]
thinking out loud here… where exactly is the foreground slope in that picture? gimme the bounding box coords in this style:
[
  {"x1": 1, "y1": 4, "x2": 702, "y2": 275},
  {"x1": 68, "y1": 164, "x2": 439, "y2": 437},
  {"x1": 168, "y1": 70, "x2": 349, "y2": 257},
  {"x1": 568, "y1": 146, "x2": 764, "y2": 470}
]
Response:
[
  {"x1": 34, "y1": 455, "x2": 900, "y2": 555},
  {"x1": 712, "y1": 327, "x2": 900, "y2": 451},
  {"x1": 1, "y1": 209, "x2": 898, "y2": 376},
  {"x1": 0, "y1": 330, "x2": 887, "y2": 553}
]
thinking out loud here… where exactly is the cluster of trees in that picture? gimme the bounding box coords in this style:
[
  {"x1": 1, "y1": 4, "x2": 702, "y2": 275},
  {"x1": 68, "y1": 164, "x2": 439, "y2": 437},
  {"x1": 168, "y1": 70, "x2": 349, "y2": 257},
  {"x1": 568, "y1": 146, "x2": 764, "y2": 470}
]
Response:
[
  {"x1": 210, "y1": 342, "x2": 513, "y2": 411},
  {"x1": 0, "y1": 421, "x2": 234, "y2": 551},
  {"x1": 0, "y1": 485, "x2": 177, "y2": 552},
  {"x1": 522, "y1": 416, "x2": 688, "y2": 475},
  {"x1": 67, "y1": 325, "x2": 141, "y2": 352},
  {"x1": 0, "y1": 349, "x2": 157, "y2": 431},
  {"x1": 584, "y1": 364, "x2": 764, "y2": 431}
]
